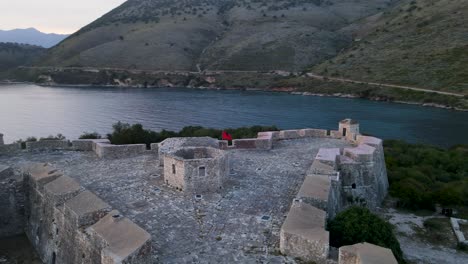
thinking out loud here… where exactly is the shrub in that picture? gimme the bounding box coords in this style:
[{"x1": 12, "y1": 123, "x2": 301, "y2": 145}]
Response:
[
  {"x1": 79, "y1": 132, "x2": 102, "y2": 139},
  {"x1": 40, "y1": 134, "x2": 66, "y2": 141},
  {"x1": 384, "y1": 140, "x2": 468, "y2": 210},
  {"x1": 106, "y1": 122, "x2": 279, "y2": 147},
  {"x1": 328, "y1": 207, "x2": 405, "y2": 263}
]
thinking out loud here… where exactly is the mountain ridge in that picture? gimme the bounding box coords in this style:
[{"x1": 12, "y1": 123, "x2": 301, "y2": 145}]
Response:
[{"x1": 0, "y1": 28, "x2": 69, "y2": 48}]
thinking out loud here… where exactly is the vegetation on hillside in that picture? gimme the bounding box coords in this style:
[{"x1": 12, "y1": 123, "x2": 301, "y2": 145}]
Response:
[
  {"x1": 0, "y1": 43, "x2": 45, "y2": 72},
  {"x1": 328, "y1": 206, "x2": 404, "y2": 263},
  {"x1": 104, "y1": 122, "x2": 278, "y2": 147},
  {"x1": 39, "y1": 0, "x2": 394, "y2": 72},
  {"x1": 384, "y1": 140, "x2": 468, "y2": 210},
  {"x1": 314, "y1": 0, "x2": 468, "y2": 94}
]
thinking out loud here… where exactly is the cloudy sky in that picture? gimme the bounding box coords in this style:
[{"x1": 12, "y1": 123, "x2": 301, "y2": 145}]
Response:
[{"x1": 0, "y1": 0, "x2": 126, "y2": 34}]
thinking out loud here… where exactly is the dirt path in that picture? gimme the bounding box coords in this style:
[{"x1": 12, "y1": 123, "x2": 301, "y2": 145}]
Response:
[
  {"x1": 18, "y1": 66, "x2": 466, "y2": 97},
  {"x1": 306, "y1": 73, "x2": 465, "y2": 97}
]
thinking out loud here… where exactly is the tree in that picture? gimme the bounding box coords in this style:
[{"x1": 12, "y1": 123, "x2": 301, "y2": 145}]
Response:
[{"x1": 328, "y1": 207, "x2": 405, "y2": 263}]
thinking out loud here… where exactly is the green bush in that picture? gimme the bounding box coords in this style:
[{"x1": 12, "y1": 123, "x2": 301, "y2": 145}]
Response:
[
  {"x1": 384, "y1": 140, "x2": 468, "y2": 210},
  {"x1": 79, "y1": 132, "x2": 102, "y2": 139},
  {"x1": 328, "y1": 207, "x2": 404, "y2": 263},
  {"x1": 40, "y1": 134, "x2": 66, "y2": 141},
  {"x1": 106, "y1": 122, "x2": 279, "y2": 147}
]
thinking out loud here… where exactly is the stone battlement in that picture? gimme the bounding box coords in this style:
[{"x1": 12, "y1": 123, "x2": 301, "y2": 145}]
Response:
[
  {"x1": 0, "y1": 119, "x2": 395, "y2": 263},
  {"x1": 0, "y1": 164, "x2": 152, "y2": 264}
]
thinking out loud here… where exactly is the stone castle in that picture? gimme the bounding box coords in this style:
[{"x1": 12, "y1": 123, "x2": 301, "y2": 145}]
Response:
[{"x1": 0, "y1": 120, "x2": 397, "y2": 264}]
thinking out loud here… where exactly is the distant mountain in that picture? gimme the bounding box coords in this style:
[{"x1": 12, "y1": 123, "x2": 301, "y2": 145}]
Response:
[
  {"x1": 0, "y1": 43, "x2": 45, "y2": 72},
  {"x1": 0, "y1": 28, "x2": 69, "y2": 48}
]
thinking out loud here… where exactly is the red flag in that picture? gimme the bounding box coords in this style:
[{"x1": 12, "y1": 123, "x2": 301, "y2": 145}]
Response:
[{"x1": 222, "y1": 131, "x2": 233, "y2": 141}]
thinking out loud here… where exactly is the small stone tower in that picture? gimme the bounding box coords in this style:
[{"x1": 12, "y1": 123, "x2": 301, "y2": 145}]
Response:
[
  {"x1": 163, "y1": 147, "x2": 228, "y2": 194},
  {"x1": 339, "y1": 119, "x2": 359, "y2": 140},
  {"x1": 0, "y1": 133, "x2": 4, "y2": 145}
]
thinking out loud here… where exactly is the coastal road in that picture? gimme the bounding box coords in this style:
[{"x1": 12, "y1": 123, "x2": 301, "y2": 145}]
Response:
[{"x1": 17, "y1": 66, "x2": 466, "y2": 97}]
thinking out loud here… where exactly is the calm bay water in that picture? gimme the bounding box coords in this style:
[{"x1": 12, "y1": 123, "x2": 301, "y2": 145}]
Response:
[{"x1": 0, "y1": 84, "x2": 467, "y2": 147}]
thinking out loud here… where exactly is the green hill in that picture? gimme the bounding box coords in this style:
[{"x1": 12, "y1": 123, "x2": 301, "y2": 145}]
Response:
[
  {"x1": 38, "y1": 0, "x2": 396, "y2": 71},
  {"x1": 0, "y1": 43, "x2": 45, "y2": 72},
  {"x1": 312, "y1": 0, "x2": 468, "y2": 95}
]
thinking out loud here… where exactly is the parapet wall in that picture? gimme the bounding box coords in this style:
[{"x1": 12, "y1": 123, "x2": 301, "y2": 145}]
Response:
[
  {"x1": 0, "y1": 164, "x2": 152, "y2": 264},
  {"x1": 0, "y1": 165, "x2": 25, "y2": 238},
  {"x1": 280, "y1": 123, "x2": 390, "y2": 262}
]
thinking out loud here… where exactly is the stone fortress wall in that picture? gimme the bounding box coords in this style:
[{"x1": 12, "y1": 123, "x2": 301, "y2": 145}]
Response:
[
  {"x1": 0, "y1": 164, "x2": 151, "y2": 264},
  {"x1": 0, "y1": 119, "x2": 396, "y2": 264}
]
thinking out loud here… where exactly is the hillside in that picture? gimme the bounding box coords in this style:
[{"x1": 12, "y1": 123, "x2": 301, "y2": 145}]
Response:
[
  {"x1": 38, "y1": 0, "x2": 397, "y2": 71},
  {"x1": 0, "y1": 43, "x2": 45, "y2": 72},
  {"x1": 312, "y1": 0, "x2": 468, "y2": 94},
  {"x1": 0, "y1": 28, "x2": 68, "y2": 48}
]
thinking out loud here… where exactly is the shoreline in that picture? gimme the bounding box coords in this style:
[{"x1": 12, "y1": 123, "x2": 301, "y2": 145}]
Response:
[{"x1": 2, "y1": 80, "x2": 466, "y2": 112}]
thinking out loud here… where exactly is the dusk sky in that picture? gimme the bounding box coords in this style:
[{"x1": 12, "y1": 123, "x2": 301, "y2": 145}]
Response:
[{"x1": 0, "y1": 0, "x2": 126, "y2": 34}]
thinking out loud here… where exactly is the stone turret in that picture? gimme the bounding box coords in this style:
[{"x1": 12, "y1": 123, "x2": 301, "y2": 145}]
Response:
[
  {"x1": 339, "y1": 119, "x2": 359, "y2": 140},
  {"x1": 0, "y1": 133, "x2": 4, "y2": 145}
]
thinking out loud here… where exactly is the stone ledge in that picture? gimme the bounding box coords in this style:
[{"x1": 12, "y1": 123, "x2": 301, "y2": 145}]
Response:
[
  {"x1": 0, "y1": 143, "x2": 22, "y2": 154},
  {"x1": 339, "y1": 242, "x2": 397, "y2": 264},
  {"x1": 64, "y1": 190, "x2": 112, "y2": 228},
  {"x1": 299, "y1": 129, "x2": 328, "y2": 138},
  {"x1": 44, "y1": 175, "x2": 83, "y2": 206},
  {"x1": 26, "y1": 140, "x2": 70, "y2": 152},
  {"x1": 451, "y1": 217, "x2": 468, "y2": 245},
  {"x1": 296, "y1": 175, "x2": 330, "y2": 211},
  {"x1": 233, "y1": 139, "x2": 257, "y2": 149},
  {"x1": 278, "y1": 130, "x2": 301, "y2": 140},
  {"x1": 23, "y1": 163, "x2": 63, "y2": 191},
  {"x1": 95, "y1": 143, "x2": 146, "y2": 159},
  {"x1": 280, "y1": 201, "x2": 329, "y2": 264},
  {"x1": 344, "y1": 144, "x2": 376, "y2": 163},
  {"x1": 88, "y1": 210, "x2": 152, "y2": 264},
  {"x1": 356, "y1": 135, "x2": 382, "y2": 147},
  {"x1": 72, "y1": 139, "x2": 111, "y2": 151}
]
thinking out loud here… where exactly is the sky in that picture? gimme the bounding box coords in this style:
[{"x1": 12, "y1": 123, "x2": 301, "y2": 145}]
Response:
[{"x1": 0, "y1": 0, "x2": 126, "y2": 34}]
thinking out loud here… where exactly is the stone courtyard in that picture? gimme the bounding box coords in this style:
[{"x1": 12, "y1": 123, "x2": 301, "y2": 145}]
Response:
[{"x1": 0, "y1": 137, "x2": 352, "y2": 263}]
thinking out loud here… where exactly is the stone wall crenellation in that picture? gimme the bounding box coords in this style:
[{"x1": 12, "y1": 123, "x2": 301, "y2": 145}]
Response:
[{"x1": 0, "y1": 163, "x2": 152, "y2": 264}]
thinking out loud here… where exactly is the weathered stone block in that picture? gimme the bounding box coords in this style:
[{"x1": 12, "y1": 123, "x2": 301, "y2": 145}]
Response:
[
  {"x1": 0, "y1": 166, "x2": 25, "y2": 238},
  {"x1": 280, "y1": 201, "x2": 329, "y2": 264},
  {"x1": 64, "y1": 191, "x2": 112, "y2": 228},
  {"x1": 150, "y1": 143, "x2": 159, "y2": 153},
  {"x1": 339, "y1": 242, "x2": 397, "y2": 264},
  {"x1": 255, "y1": 138, "x2": 272, "y2": 150},
  {"x1": 93, "y1": 139, "x2": 111, "y2": 152},
  {"x1": 72, "y1": 139, "x2": 110, "y2": 151},
  {"x1": 95, "y1": 143, "x2": 146, "y2": 159},
  {"x1": 299, "y1": 129, "x2": 328, "y2": 138},
  {"x1": 315, "y1": 148, "x2": 340, "y2": 167},
  {"x1": 296, "y1": 175, "x2": 330, "y2": 211},
  {"x1": 344, "y1": 144, "x2": 375, "y2": 163},
  {"x1": 44, "y1": 175, "x2": 82, "y2": 206},
  {"x1": 329, "y1": 130, "x2": 342, "y2": 139},
  {"x1": 0, "y1": 143, "x2": 22, "y2": 154},
  {"x1": 279, "y1": 130, "x2": 301, "y2": 140},
  {"x1": 233, "y1": 139, "x2": 256, "y2": 149},
  {"x1": 26, "y1": 140, "x2": 70, "y2": 151},
  {"x1": 218, "y1": 140, "x2": 229, "y2": 150},
  {"x1": 88, "y1": 211, "x2": 152, "y2": 264},
  {"x1": 24, "y1": 163, "x2": 63, "y2": 192}
]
